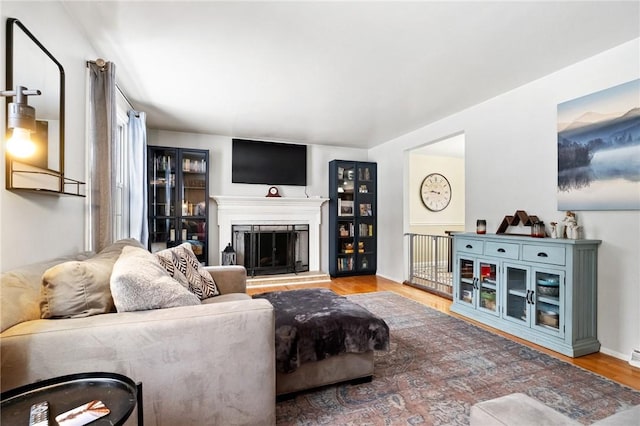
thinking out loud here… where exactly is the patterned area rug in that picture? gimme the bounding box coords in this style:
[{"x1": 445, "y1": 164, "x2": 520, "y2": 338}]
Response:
[{"x1": 276, "y1": 291, "x2": 640, "y2": 425}]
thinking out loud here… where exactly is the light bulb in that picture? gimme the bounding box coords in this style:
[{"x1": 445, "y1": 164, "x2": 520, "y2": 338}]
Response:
[{"x1": 6, "y1": 127, "x2": 36, "y2": 158}]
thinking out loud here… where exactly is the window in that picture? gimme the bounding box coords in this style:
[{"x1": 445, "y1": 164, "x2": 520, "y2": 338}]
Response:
[{"x1": 113, "y1": 89, "x2": 132, "y2": 241}]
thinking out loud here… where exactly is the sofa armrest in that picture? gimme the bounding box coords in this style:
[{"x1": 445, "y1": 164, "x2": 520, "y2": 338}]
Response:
[
  {"x1": 1, "y1": 299, "x2": 275, "y2": 425},
  {"x1": 203, "y1": 265, "x2": 247, "y2": 294}
]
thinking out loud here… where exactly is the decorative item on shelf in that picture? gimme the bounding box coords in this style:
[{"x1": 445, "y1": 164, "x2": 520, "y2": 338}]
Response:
[
  {"x1": 538, "y1": 310, "x2": 559, "y2": 327},
  {"x1": 550, "y1": 222, "x2": 558, "y2": 238},
  {"x1": 358, "y1": 241, "x2": 365, "y2": 253},
  {"x1": 480, "y1": 292, "x2": 496, "y2": 310},
  {"x1": 221, "y1": 243, "x2": 236, "y2": 265},
  {"x1": 531, "y1": 221, "x2": 546, "y2": 238},
  {"x1": 496, "y1": 210, "x2": 541, "y2": 235},
  {"x1": 343, "y1": 243, "x2": 354, "y2": 254},
  {"x1": 361, "y1": 256, "x2": 368, "y2": 269},
  {"x1": 563, "y1": 210, "x2": 580, "y2": 239},
  {"x1": 476, "y1": 219, "x2": 486, "y2": 234},
  {"x1": 266, "y1": 186, "x2": 281, "y2": 197},
  {"x1": 1, "y1": 85, "x2": 41, "y2": 158}
]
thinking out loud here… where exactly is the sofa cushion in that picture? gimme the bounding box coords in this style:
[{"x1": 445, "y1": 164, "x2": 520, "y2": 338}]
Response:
[
  {"x1": 110, "y1": 246, "x2": 200, "y2": 312},
  {"x1": 1, "y1": 253, "x2": 91, "y2": 332},
  {"x1": 155, "y1": 243, "x2": 219, "y2": 299},
  {"x1": 470, "y1": 393, "x2": 581, "y2": 426},
  {"x1": 40, "y1": 239, "x2": 144, "y2": 319}
]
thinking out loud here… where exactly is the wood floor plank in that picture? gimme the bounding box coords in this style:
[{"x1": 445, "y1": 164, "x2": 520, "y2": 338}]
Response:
[{"x1": 247, "y1": 274, "x2": 640, "y2": 391}]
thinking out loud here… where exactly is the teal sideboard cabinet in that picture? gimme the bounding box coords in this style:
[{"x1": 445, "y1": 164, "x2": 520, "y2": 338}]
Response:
[{"x1": 451, "y1": 233, "x2": 601, "y2": 357}]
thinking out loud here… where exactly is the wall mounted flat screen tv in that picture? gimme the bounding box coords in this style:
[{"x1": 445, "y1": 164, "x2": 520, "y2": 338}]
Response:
[{"x1": 232, "y1": 139, "x2": 307, "y2": 186}]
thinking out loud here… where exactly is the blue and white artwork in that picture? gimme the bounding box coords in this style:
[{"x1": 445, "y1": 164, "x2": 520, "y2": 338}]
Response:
[{"x1": 557, "y1": 79, "x2": 640, "y2": 210}]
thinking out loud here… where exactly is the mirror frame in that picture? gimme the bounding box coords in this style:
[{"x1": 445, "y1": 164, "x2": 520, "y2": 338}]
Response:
[{"x1": 5, "y1": 17, "x2": 66, "y2": 190}]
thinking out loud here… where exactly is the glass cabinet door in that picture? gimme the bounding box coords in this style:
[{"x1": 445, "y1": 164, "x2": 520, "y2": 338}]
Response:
[
  {"x1": 180, "y1": 150, "x2": 207, "y2": 219},
  {"x1": 337, "y1": 164, "x2": 355, "y2": 217},
  {"x1": 457, "y1": 257, "x2": 475, "y2": 306},
  {"x1": 533, "y1": 269, "x2": 564, "y2": 336},
  {"x1": 504, "y1": 264, "x2": 529, "y2": 325},
  {"x1": 478, "y1": 260, "x2": 499, "y2": 315},
  {"x1": 179, "y1": 150, "x2": 208, "y2": 263},
  {"x1": 149, "y1": 149, "x2": 177, "y2": 253}
]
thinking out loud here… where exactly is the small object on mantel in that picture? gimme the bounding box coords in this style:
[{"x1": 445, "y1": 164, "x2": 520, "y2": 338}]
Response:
[
  {"x1": 496, "y1": 210, "x2": 541, "y2": 235},
  {"x1": 266, "y1": 186, "x2": 281, "y2": 197}
]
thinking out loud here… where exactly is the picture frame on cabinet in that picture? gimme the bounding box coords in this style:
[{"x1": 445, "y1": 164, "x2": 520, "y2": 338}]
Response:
[
  {"x1": 359, "y1": 203, "x2": 372, "y2": 216},
  {"x1": 338, "y1": 199, "x2": 353, "y2": 216}
]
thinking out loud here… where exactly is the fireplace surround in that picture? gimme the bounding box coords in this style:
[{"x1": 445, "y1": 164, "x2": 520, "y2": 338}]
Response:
[{"x1": 211, "y1": 196, "x2": 329, "y2": 273}]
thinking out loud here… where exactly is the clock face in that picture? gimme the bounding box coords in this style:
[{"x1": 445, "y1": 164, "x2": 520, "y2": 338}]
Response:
[
  {"x1": 420, "y1": 173, "x2": 451, "y2": 212},
  {"x1": 267, "y1": 186, "x2": 280, "y2": 197}
]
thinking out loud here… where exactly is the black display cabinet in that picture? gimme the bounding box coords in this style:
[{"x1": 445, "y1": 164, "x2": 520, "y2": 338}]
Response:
[
  {"x1": 329, "y1": 160, "x2": 377, "y2": 277},
  {"x1": 147, "y1": 146, "x2": 209, "y2": 264}
]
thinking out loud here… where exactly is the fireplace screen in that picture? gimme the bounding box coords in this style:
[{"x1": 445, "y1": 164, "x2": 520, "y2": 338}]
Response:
[{"x1": 232, "y1": 224, "x2": 309, "y2": 276}]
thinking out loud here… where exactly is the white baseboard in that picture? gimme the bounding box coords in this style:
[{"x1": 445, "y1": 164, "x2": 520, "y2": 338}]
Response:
[
  {"x1": 600, "y1": 348, "x2": 640, "y2": 368},
  {"x1": 630, "y1": 349, "x2": 640, "y2": 368}
]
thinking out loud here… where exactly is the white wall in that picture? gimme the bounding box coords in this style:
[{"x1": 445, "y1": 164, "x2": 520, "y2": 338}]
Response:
[
  {"x1": 409, "y1": 153, "x2": 465, "y2": 235},
  {"x1": 148, "y1": 129, "x2": 368, "y2": 267},
  {"x1": 1, "y1": 2, "x2": 96, "y2": 271},
  {"x1": 371, "y1": 39, "x2": 640, "y2": 360}
]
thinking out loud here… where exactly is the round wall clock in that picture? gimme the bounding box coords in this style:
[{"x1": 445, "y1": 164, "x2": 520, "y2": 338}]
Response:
[{"x1": 420, "y1": 173, "x2": 451, "y2": 212}]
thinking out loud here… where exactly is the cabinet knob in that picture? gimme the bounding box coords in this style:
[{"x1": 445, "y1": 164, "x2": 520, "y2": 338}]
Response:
[
  {"x1": 537, "y1": 252, "x2": 548, "y2": 257},
  {"x1": 466, "y1": 244, "x2": 473, "y2": 249},
  {"x1": 497, "y1": 248, "x2": 506, "y2": 253}
]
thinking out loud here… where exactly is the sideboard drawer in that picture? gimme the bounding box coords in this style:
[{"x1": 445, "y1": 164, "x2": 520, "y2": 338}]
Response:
[
  {"x1": 456, "y1": 238, "x2": 484, "y2": 255},
  {"x1": 484, "y1": 241, "x2": 519, "y2": 260},
  {"x1": 522, "y1": 244, "x2": 565, "y2": 265}
]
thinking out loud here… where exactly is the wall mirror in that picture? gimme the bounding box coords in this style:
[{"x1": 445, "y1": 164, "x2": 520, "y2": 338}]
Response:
[{"x1": 5, "y1": 17, "x2": 65, "y2": 185}]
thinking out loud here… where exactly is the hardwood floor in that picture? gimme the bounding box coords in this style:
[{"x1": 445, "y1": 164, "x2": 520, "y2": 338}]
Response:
[{"x1": 247, "y1": 274, "x2": 640, "y2": 391}]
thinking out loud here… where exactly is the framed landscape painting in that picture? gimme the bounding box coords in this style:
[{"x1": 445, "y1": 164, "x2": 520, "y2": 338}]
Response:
[{"x1": 557, "y1": 79, "x2": 640, "y2": 210}]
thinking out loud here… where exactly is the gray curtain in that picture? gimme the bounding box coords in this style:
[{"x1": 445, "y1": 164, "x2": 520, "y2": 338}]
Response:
[
  {"x1": 88, "y1": 61, "x2": 116, "y2": 252},
  {"x1": 128, "y1": 110, "x2": 148, "y2": 247}
]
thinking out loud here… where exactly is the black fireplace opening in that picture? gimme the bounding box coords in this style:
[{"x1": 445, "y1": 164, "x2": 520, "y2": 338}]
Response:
[{"x1": 232, "y1": 224, "x2": 309, "y2": 277}]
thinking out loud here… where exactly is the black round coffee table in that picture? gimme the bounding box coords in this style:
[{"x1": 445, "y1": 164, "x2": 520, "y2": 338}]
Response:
[{"x1": 1, "y1": 372, "x2": 142, "y2": 425}]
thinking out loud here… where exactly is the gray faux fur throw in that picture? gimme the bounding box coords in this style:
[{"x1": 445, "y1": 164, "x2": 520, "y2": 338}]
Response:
[{"x1": 253, "y1": 288, "x2": 389, "y2": 373}]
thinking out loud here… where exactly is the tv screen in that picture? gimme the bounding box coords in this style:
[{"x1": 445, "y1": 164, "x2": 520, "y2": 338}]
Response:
[{"x1": 232, "y1": 139, "x2": 307, "y2": 186}]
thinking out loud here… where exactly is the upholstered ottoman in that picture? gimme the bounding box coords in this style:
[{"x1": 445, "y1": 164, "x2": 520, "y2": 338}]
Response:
[{"x1": 253, "y1": 288, "x2": 389, "y2": 396}]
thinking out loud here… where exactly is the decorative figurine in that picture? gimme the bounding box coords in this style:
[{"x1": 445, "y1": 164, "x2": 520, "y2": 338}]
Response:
[
  {"x1": 563, "y1": 211, "x2": 577, "y2": 239},
  {"x1": 550, "y1": 222, "x2": 558, "y2": 239}
]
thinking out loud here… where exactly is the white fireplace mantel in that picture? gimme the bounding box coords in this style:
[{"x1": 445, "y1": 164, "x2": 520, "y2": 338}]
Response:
[{"x1": 211, "y1": 195, "x2": 329, "y2": 270}]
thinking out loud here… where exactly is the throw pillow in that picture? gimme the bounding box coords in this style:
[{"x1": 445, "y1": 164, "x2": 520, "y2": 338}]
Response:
[
  {"x1": 110, "y1": 246, "x2": 200, "y2": 312},
  {"x1": 154, "y1": 243, "x2": 220, "y2": 299},
  {"x1": 40, "y1": 238, "x2": 145, "y2": 319}
]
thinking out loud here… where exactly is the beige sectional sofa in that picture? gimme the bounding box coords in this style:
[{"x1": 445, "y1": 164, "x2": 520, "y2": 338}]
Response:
[{"x1": 1, "y1": 239, "x2": 276, "y2": 425}]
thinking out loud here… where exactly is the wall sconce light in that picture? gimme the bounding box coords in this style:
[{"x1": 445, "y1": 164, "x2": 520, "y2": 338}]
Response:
[{"x1": 1, "y1": 85, "x2": 41, "y2": 158}]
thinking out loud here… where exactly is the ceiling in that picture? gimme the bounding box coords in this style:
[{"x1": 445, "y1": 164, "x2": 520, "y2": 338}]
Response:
[{"x1": 61, "y1": 1, "x2": 640, "y2": 149}]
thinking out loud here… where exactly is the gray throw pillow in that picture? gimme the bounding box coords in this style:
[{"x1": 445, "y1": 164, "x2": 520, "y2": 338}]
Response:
[
  {"x1": 40, "y1": 238, "x2": 145, "y2": 319},
  {"x1": 110, "y1": 246, "x2": 200, "y2": 312},
  {"x1": 154, "y1": 243, "x2": 220, "y2": 299}
]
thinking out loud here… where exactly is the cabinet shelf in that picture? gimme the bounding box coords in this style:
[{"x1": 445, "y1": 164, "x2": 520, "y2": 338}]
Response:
[
  {"x1": 481, "y1": 282, "x2": 497, "y2": 290},
  {"x1": 508, "y1": 289, "x2": 528, "y2": 298},
  {"x1": 537, "y1": 295, "x2": 560, "y2": 306}
]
